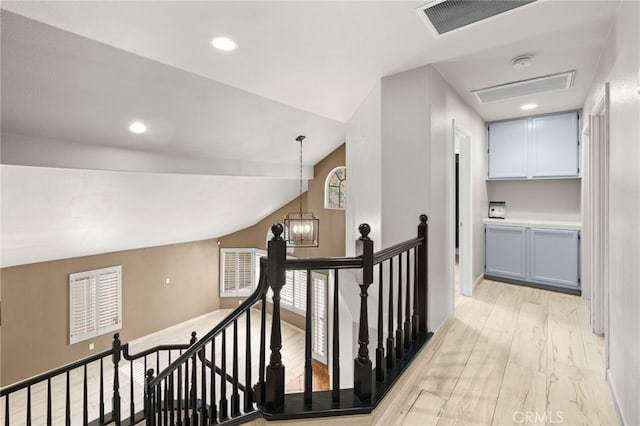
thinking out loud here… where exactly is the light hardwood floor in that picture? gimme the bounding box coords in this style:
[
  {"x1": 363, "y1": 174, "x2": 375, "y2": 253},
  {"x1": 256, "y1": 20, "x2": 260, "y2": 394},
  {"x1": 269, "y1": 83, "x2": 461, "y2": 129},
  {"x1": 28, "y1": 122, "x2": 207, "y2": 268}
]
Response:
[{"x1": 2, "y1": 279, "x2": 618, "y2": 425}]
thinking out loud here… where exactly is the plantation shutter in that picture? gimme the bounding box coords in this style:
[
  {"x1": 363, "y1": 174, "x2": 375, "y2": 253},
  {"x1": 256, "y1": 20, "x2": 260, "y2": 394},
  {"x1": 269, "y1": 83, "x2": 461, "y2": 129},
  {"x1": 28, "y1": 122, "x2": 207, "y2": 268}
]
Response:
[
  {"x1": 222, "y1": 251, "x2": 237, "y2": 293},
  {"x1": 311, "y1": 273, "x2": 327, "y2": 362},
  {"x1": 293, "y1": 270, "x2": 307, "y2": 311},
  {"x1": 282, "y1": 270, "x2": 295, "y2": 305},
  {"x1": 237, "y1": 251, "x2": 253, "y2": 291},
  {"x1": 70, "y1": 265, "x2": 122, "y2": 344},
  {"x1": 220, "y1": 249, "x2": 265, "y2": 297},
  {"x1": 70, "y1": 275, "x2": 97, "y2": 343}
]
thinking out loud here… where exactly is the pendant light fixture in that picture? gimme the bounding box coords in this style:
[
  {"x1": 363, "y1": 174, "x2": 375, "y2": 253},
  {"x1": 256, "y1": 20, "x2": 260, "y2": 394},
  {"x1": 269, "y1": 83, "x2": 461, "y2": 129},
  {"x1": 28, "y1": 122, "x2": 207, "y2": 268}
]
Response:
[{"x1": 284, "y1": 135, "x2": 319, "y2": 247}]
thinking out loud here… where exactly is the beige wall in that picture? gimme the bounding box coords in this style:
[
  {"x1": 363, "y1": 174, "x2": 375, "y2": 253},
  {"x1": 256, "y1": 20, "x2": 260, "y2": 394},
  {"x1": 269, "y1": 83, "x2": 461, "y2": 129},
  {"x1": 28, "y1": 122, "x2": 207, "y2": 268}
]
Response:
[
  {"x1": 1, "y1": 239, "x2": 220, "y2": 386},
  {"x1": 218, "y1": 144, "x2": 347, "y2": 321}
]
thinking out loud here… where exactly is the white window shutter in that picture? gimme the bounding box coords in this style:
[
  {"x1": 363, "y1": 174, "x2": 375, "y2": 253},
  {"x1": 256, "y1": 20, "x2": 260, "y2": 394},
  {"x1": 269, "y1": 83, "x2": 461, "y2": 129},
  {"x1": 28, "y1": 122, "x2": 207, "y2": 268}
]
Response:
[
  {"x1": 294, "y1": 270, "x2": 307, "y2": 311},
  {"x1": 237, "y1": 251, "x2": 253, "y2": 291},
  {"x1": 312, "y1": 274, "x2": 327, "y2": 362},
  {"x1": 97, "y1": 267, "x2": 122, "y2": 334},
  {"x1": 70, "y1": 275, "x2": 97, "y2": 344},
  {"x1": 222, "y1": 251, "x2": 237, "y2": 293}
]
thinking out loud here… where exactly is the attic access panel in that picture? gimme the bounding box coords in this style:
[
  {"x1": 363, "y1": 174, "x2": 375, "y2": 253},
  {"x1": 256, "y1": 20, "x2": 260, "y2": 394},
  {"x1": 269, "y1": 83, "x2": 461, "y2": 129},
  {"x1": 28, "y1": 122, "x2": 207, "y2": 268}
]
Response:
[
  {"x1": 472, "y1": 70, "x2": 576, "y2": 104},
  {"x1": 418, "y1": 0, "x2": 537, "y2": 36}
]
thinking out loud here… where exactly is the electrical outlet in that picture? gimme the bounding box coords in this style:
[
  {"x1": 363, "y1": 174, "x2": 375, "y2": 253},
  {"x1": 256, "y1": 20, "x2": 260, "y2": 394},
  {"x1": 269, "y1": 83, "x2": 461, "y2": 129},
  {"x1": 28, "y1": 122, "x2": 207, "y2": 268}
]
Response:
[{"x1": 89, "y1": 343, "x2": 95, "y2": 351}]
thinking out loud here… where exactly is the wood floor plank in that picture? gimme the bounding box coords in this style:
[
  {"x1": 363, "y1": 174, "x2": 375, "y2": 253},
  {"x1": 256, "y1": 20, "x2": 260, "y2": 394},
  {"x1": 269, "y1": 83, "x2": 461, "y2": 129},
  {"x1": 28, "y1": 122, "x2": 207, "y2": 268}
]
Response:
[
  {"x1": 401, "y1": 390, "x2": 446, "y2": 426},
  {"x1": 491, "y1": 363, "x2": 546, "y2": 426},
  {"x1": 508, "y1": 302, "x2": 547, "y2": 373}
]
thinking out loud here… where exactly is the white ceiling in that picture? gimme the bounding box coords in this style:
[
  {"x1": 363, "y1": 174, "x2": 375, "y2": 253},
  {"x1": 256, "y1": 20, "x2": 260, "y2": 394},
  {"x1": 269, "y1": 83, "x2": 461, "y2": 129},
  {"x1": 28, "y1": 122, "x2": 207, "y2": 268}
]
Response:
[{"x1": 0, "y1": 1, "x2": 621, "y2": 266}]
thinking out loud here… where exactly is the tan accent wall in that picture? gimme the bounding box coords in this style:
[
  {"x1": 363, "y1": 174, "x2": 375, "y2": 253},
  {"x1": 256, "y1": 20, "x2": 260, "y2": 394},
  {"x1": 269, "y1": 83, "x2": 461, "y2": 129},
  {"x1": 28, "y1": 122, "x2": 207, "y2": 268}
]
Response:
[
  {"x1": 1, "y1": 239, "x2": 219, "y2": 386},
  {"x1": 219, "y1": 144, "x2": 346, "y2": 315}
]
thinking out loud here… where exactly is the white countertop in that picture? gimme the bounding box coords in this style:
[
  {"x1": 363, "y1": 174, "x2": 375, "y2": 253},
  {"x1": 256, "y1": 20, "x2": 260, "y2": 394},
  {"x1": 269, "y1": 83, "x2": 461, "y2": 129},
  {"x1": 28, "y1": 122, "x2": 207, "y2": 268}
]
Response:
[{"x1": 483, "y1": 218, "x2": 581, "y2": 231}]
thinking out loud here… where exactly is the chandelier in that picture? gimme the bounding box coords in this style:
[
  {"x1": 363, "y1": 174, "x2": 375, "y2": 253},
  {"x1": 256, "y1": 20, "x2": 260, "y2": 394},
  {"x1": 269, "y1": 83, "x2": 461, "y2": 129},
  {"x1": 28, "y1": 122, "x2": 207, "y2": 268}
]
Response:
[{"x1": 284, "y1": 135, "x2": 319, "y2": 247}]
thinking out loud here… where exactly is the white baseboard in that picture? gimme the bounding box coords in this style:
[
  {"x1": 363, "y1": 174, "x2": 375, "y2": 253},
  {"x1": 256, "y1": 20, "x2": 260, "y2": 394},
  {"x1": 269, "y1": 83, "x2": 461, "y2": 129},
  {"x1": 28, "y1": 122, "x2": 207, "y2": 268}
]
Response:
[
  {"x1": 606, "y1": 369, "x2": 626, "y2": 426},
  {"x1": 472, "y1": 274, "x2": 483, "y2": 290}
]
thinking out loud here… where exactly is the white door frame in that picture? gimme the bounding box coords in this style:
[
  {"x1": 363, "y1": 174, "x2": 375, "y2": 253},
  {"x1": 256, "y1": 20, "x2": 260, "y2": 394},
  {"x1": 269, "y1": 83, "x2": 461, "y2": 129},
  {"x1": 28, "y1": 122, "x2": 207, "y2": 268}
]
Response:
[
  {"x1": 453, "y1": 121, "x2": 473, "y2": 297},
  {"x1": 588, "y1": 83, "x2": 610, "y2": 352}
]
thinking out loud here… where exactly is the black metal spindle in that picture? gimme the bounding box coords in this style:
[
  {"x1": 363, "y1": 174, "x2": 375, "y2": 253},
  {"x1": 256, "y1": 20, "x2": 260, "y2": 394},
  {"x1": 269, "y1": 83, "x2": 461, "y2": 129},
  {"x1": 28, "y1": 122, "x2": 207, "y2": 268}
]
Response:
[
  {"x1": 184, "y1": 351, "x2": 190, "y2": 425},
  {"x1": 163, "y1": 365, "x2": 170, "y2": 426},
  {"x1": 332, "y1": 269, "x2": 340, "y2": 403},
  {"x1": 83, "y1": 364, "x2": 88, "y2": 425},
  {"x1": 190, "y1": 350, "x2": 198, "y2": 425},
  {"x1": 168, "y1": 352, "x2": 175, "y2": 426},
  {"x1": 99, "y1": 358, "x2": 105, "y2": 424},
  {"x1": 26, "y1": 385, "x2": 31, "y2": 426},
  {"x1": 412, "y1": 247, "x2": 419, "y2": 340},
  {"x1": 210, "y1": 337, "x2": 217, "y2": 422},
  {"x1": 232, "y1": 320, "x2": 241, "y2": 417},
  {"x1": 244, "y1": 309, "x2": 253, "y2": 412},
  {"x1": 47, "y1": 378, "x2": 52, "y2": 426},
  {"x1": 65, "y1": 371, "x2": 70, "y2": 426},
  {"x1": 376, "y1": 262, "x2": 385, "y2": 382},
  {"x1": 220, "y1": 328, "x2": 228, "y2": 420},
  {"x1": 354, "y1": 224, "x2": 374, "y2": 402},
  {"x1": 387, "y1": 258, "x2": 395, "y2": 371},
  {"x1": 396, "y1": 253, "x2": 404, "y2": 359},
  {"x1": 404, "y1": 249, "x2": 412, "y2": 348},
  {"x1": 304, "y1": 269, "x2": 313, "y2": 405}
]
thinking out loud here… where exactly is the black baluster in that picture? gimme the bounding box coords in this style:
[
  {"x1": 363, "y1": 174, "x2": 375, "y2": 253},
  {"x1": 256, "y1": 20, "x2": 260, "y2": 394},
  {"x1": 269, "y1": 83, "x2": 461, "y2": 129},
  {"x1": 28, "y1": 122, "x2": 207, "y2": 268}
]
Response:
[
  {"x1": 332, "y1": 269, "x2": 340, "y2": 404},
  {"x1": 404, "y1": 250, "x2": 412, "y2": 348},
  {"x1": 417, "y1": 215, "x2": 429, "y2": 332},
  {"x1": 168, "y1": 352, "x2": 175, "y2": 426},
  {"x1": 210, "y1": 337, "x2": 217, "y2": 423},
  {"x1": 113, "y1": 334, "x2": 122, "y2": 425},
  {"x1": 130, "y1": 360, "x2": 136, "y2": 423},
  {"x1": 99, "y1": 358, "x2": 105, "y2": 424},
  {"x1": 176, "y1": 365, "x2": 183, "y2": 426},
  {"x1": 256, "y1": 295, "x2": 267, "y2": 406},
  {"x1": 304, "y1": 269, "x2": 313, "y2": 406},
  {"x1": 354, "y1": 224, "x2": 374, "y2": 402},
  {"x1": 265, "y1": 224, "x2": 286, "y2": 413},
  {"x1": 201, "y1": 345, "x2": 208, "y2": 425},
  {"x1": 156, "y1": 381, "x2": 162, "y2": 426},
  {"x1": 396, "y1": 253, "x2": 404, "y2": 359},
  {"x1": 26, "y1": 385, "x2": 31, "y2": 426},
  {"x1": 47, "y1": 378, "x2": 52, "y2": 426},
  {"x1": 244, "y1": 309, "x2": 254, "y2": 413},
  {"x1": 164, "y1": 362, "x2": 170, "y2": 426},
  {"x1": 83, "y1": 364, "x2": 88, "y2": 425},
  {"x1": 187, "y1": 331, "x2": 196, "y2": 425},
  {"x1": 386, "y1": 258, "x2": 395, "y2": 371},
  {"x1": 65, "y1": 371, "x2": 70, "y2": 426},
  {"x1": 5, "y1": 394, "x2": 9, "y2": 426},
  {"x1": 219, "y1": 328, "x2": 228, "y2": 420},
  {"x1": 376, "y1": 262, "x2": 385, "y2": 382},
  {"x1": 412, "y1": 247, "x2": 419, "y2": 340},
  {"x1": 231, "y1": 320, "x2": 240, "y2": 416},
  {"x1": 145, "y1": 369, "x2": 155, "y2": 426}
]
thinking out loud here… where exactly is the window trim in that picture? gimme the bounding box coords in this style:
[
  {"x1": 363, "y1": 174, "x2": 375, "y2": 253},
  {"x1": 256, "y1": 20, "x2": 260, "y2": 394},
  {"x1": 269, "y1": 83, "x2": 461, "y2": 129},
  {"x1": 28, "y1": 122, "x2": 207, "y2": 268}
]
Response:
[
  {"x1": 324, "y1": 166, "x2": 347, "y2": 210},
  {"x1": 69, "y1": 265, "x2": 122, "y2": 345}
]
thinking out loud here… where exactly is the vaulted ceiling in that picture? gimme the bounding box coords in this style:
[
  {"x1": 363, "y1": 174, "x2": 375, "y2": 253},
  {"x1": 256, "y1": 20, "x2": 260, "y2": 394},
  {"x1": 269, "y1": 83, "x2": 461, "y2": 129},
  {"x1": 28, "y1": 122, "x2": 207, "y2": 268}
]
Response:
[{"x1": 0, "y1": 1, "x2": 621, "y2": 267}]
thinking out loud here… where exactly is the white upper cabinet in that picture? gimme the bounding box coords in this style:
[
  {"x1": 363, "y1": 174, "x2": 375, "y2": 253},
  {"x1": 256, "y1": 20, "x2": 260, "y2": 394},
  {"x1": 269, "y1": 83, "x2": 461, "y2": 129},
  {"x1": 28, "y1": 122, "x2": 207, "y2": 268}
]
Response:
[
  {"x1": 487, "y1": 119, "x2": 528, "y2": 179},
  {"x1": 487, "y1": 111, "x2": 580, "y2": 180},
  {"x1": 531, "y1": 112, "x2": 579, "y2": 178}
]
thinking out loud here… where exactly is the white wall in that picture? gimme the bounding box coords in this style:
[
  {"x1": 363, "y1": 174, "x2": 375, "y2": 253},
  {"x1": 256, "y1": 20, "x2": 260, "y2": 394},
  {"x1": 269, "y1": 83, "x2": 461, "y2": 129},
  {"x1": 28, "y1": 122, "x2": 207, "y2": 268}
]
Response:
[{"x1": 582, "y1": 2, "x2": 640, "y2": 424}]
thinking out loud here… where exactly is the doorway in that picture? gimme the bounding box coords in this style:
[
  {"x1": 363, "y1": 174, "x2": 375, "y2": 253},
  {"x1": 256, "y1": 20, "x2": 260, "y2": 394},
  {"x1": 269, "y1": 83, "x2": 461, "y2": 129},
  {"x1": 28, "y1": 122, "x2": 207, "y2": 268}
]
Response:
[
  {"x1": 588, "y1": 83, "x2": 610, "y2": 353},
  {"x1": 453, "y1": 122, "x2": 473, "y2": 298}
]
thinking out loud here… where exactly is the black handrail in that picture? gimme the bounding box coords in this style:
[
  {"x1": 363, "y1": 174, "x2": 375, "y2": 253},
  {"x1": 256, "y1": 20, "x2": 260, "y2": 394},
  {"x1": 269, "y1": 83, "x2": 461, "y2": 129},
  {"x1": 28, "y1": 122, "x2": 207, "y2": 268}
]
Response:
[
  {"x1": 283, "y1": 256, "x2": 363, "y2": 270},
  {"x1": 373, "y1": 237, "x2": 423, "y2": 264},
  {"x1": 149, "y1": 257, "x2": 269, "y2": 387}
]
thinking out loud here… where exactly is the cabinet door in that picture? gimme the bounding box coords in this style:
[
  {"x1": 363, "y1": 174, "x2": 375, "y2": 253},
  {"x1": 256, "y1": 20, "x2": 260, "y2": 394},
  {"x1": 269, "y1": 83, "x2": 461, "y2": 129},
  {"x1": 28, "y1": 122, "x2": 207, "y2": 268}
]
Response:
[
  {"x1": 487, "y1": 119, "x2": 528, "y2": 179},
  {"x1": 485, "y1": 225, "x2": 527, "y2": 279},
  {"x1": 529, "y1": 228, "x2": 580, "y2": 288},
  {"x1": 530, "y1": 112, "x2": 579, "y2": 178}
]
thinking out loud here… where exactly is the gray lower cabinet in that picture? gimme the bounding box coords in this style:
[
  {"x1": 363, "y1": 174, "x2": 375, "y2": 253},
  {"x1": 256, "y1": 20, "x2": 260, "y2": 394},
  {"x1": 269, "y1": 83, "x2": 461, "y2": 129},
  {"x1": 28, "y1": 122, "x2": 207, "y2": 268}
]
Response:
[
  {"x1": 485, "y1": 225, "x2": 580, "y2": 290},
  {"x1": 485, "y1": 225, "x2": 527, "y2": 280}
]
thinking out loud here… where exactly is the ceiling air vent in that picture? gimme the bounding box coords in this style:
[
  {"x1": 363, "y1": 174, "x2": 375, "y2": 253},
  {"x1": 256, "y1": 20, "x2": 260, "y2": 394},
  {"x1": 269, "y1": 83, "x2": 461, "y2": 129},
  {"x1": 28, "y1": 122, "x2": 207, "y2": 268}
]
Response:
[
  {"x1": 472, "y1": 71, "x2": 576, "y2": 104},
  {"x1": 417, "y1": 0, "x2": 537, "y2": 37}
]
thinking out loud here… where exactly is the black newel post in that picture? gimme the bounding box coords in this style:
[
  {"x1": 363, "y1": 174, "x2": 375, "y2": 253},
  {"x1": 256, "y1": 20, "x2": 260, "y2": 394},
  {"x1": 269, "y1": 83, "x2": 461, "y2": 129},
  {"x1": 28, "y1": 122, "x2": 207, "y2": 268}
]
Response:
[
  {"x1": 112, "y1": 334, "x2": 122, "y2": 425},
  {"x1": 417, "y1": 215, "x2": 429, "y2": 332},
  {"x1": 264, "y1": 223, "x2": 287, "y2": 413},
  {"x1": 354, "y1": 223, "x2": 374, "y2": 402}
]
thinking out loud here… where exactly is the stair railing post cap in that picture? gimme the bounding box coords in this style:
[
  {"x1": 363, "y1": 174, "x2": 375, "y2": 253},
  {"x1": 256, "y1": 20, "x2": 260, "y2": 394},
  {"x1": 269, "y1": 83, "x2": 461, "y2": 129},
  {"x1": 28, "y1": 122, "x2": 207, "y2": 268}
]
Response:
[
  {"x1": 420, "y1": 214, "x2": 428, "y2": 223},
  {"x1": 271, "y1": 223, "x2": 284, "y2": 239},
  {"x1": 358, "y1": 223, "x2": 371, "y2": 239}
]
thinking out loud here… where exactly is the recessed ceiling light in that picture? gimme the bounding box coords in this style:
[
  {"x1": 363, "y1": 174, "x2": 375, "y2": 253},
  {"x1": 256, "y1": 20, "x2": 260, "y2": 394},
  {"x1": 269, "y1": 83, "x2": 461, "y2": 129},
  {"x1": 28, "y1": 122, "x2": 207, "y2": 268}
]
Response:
[
  {"x1": 211, "y1": 36, "x2": 237, "y2": 51},
  {"x1": 521, "y1": 103, "x2": 538, "y2": 111},
  {"x1": 129, "y1": 121, "x2": 147, "y2": 134},
  {"x1": 512, "y1": 55, "x2": 533, "y2": 70}
]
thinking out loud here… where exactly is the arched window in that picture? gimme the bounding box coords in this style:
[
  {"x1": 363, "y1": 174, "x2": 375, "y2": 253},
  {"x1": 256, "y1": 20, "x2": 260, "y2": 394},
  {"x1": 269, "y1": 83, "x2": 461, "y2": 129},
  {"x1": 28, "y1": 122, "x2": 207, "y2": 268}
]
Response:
[{"x1": 324, "y1": 166, "x2": 346, "y2": 210}]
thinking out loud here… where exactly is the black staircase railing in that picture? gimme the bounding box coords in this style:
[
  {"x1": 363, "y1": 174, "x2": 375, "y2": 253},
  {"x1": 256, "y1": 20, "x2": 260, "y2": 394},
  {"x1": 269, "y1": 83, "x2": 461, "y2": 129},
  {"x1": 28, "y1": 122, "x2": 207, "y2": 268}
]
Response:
[
  {"x1": 0, "y1": 332, "x2": 196, "y2": 425},
  {"x1": 0, "y1": 215, "x2": 431, "y2": 426}
]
